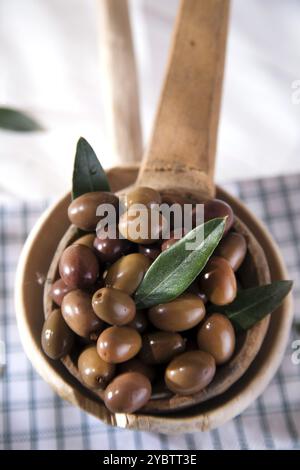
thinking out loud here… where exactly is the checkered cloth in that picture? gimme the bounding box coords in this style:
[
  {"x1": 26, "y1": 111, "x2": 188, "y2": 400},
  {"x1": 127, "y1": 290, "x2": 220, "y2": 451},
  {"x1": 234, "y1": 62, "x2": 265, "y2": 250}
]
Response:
[{"x1": 1, "y1": 174, "x2": 300, "y2": 450}]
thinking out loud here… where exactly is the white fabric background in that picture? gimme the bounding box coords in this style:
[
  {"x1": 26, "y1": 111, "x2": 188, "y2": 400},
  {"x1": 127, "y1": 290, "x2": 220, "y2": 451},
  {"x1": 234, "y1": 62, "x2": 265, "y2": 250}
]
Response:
[{"x1": 0, "y1": 0, "x2": 300, "y2": 200}]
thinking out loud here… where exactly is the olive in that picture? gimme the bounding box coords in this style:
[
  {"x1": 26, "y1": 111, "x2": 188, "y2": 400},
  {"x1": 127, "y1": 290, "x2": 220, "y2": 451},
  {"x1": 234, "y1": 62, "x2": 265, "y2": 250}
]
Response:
[
  {"x1": 139, "y1": 331, "x2": 186, "y2": 364},
  {"x1": 41, "y1": 308, "x2": 74, "y2": 359},
  {"x1": 204, "y1": 198, "x2": 234, "y2": 235},
  {"x1": 78, "y1": 345, "x2": 115, "y2": 389},
  {"x1": 97, "y1": 326, "x2": 142, "y2": 363},
  {"x1": 197, "y1": 313, "x2": 235, "y2": 365},
  {"x1": 148, "y1": 294, "x2": 206, "y2": 332},
  {"x1": 161, "y1": 229, "x2": 186, "y2": 252},
  {"x1": 118, "y1": 358, "x2": 155, "y2": 382},
  {"x1": 165, "y1": 350, "x2": 216, "y2": 395},
  {"x1": 104, "y1": 372, "x2": 152, "y2": 413},
  {"x1": 94, "y1": 231, "x2": 133, "y2": 263},
  {"x1": 49, "y1": 278, "x2": 74, "y2": 306},
  {"x1": 104, "y1": 253, "x2": 150, "y2": 295},
  {"x1": 215, "y1": 232, "x2": 247, "y2": 271},
  {"x1": 138, "y1": 244, "x2": 160, "y2": 261},
  {"x1": 68, "y1": 191, "x2": 119, "y2": 231},
  {"x1": 59, "y1": 244, "x2": 99, "y2": 289},
  {"x1": 92, "y1": 287, "x2": 136, "y2": 325},
  {"x1": 119, "y1": 208, "x2": 168, "y2": 245},
  {"x1": 61, "y1": 290, "x2": 103, "y2": 338},
  {"x1": 198, "y1": 256, "x2": 237, "y2": 305},
  {"x1": 74, "y1": 233, "x2": 96, "y2": 251},
  {"x1": 125, "y1": 186, "x2": 161, "y2": 210},
  {"x1": 127, "y1": 309, "x2": 149, "y2": 333}
]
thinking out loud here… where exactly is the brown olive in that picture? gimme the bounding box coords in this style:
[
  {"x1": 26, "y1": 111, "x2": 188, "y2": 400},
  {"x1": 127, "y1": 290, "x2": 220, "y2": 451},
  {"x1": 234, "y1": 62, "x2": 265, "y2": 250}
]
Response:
[
  {"x1": 61, "y1": 290, "x2": 103, "y2": 338},
  {"x1": 139, "y1": 331, "x2": 186, "y2": 364},
  {"x1": 119, "y1": 208, "x2": 168, "y2": 245},
  {"x1": 78, "y1": 345, "x2": 115, "y2": 389},
  {"x1": 74, "y1": 233, "x2": 96, "y2": 251},
  {"x1": 41, "y1": 309, "x2": 74, "y2": 359},
  {"x1": 127, "y1": 309, "x2": 149, "y2": 333},
  {"x1": 161, "y1": 193, "x2": 193, "y2": 231},
  {"x1": 198, "y1": 256, "x2": 237, "y2": 305},
  {"x1": 197, "y1": 313, "x2": 235, "y2": 365},
  {"x1": 118, "y1": 358, "x2": 155, "y2": 382},
  {"x1": 165, "y1": 350, "x2": 216, "y2": 395},
  {"x1": 204, "y1": 198, "x2": 234, "y2": 235},
  {"x1": 104, "y1": 253, "x2": 150, "y2": 295},
  {"x1": 161, "y1": 229, "x2": 186, "y2": 252},
  {"x1": 125, "y1": 187, "x2": 161, "y2": 210},
  {"x1": 138, "y1": 244, "x2": 161, "y2": 261},
  {"x1": 104, "y1": 372, "x2": 152, "y2": 413},
  {"x1": 94, "y1": 231, "x2": 133, "y2": 263},
  {"x1": 49, "y1": 278, "x2": 74, "y2": 306},
  {"x1": 92, "y1": 287, "x2": 136, "y2": 325},
  {"x1": 68, "y1": 191, "x2": 119, "y2": 231},
  {"x1": 59, "y1": 244, "x2": 99, "y2": 289},
  {"x1": 148, "y1": 294, "x2": 206, "y2": 332},
  {"x1": 97, "y1": 326, "x2": 142, "y2": 363},
  {"x1": 215, "y1": 232, "x2": 247, "y2": 271}
]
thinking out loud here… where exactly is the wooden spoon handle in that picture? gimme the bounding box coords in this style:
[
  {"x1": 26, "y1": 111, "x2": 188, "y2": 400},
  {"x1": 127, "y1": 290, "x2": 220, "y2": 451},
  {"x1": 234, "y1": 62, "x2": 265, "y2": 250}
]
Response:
[
  {"x1": 137, "y1": 0, "x2": 229, "y2": 198},
  {"x1": 98, "y1": 0, "x2": 142, "y2": 164}
]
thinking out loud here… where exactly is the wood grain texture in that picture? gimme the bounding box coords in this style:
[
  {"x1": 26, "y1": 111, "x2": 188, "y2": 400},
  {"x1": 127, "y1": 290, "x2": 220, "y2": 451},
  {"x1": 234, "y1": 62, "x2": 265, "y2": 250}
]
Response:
[
  {"x1": 98, "y1": 0, "x2": 142, "y2": 163},
  {"x1": 137, "y1": 0, "x2": 229, "y2": 197}
]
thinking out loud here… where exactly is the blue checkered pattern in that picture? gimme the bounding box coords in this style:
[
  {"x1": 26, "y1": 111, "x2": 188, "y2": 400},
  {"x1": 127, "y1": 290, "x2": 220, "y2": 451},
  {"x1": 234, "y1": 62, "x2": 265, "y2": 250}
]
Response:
[{"x1": 1, "y1": 174, "x2": 300, "y2": 449}]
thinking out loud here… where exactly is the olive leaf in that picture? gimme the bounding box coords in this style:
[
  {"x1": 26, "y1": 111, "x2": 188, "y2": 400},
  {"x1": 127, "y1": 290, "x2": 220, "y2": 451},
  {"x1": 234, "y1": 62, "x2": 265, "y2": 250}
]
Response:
[
  {"x1": 135, "y1": 217, "x2": 226, "y2": 309},
  {"x1": 72, "y1": 137, "x2": 111, "y2": 200},
  {"x1": 0, "y1": 107, "x2": 43, "y2": 132},
  {"x1": 216, "y1": 280, "x2": 293, "y2": 331}
]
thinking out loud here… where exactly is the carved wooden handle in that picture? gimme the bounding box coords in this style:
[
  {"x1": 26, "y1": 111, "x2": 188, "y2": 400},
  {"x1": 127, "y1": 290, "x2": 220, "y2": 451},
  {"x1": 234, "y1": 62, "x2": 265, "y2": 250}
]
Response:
[
  {"x1": 98, "y1": 0, "x2": 142, "y2": 164},
  {"x1": 137, "y1": 0, "x2": 229, "y2": 198}
]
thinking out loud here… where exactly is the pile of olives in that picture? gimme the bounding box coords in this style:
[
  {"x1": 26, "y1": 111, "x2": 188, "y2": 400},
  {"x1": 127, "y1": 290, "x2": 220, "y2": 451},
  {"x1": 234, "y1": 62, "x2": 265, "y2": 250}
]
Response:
[{"x1": 42, "y1": 187, "x2": 247, "y2": 414}]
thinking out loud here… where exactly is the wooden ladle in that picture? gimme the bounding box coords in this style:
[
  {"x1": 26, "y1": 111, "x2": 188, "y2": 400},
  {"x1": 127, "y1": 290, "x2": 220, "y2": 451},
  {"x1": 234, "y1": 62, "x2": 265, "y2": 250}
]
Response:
[{"x1": 44, "y1": 0, "x2": 273, "y2": 414}]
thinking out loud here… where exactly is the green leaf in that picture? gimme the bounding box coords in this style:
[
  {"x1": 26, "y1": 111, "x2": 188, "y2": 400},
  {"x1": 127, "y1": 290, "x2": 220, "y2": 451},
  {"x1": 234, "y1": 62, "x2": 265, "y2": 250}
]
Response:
[
  {"x1": 72, "y1": 137, "x2": 111, "y2": 200},
  {"x1": 216, "y1": 280, "x2": 293, "y2": 331},
  {"x1": 0, "y1": 107, "x2": 42, "y2": 131},
  {"x1": 135, "y1": 217, "x2": 226, "y2": 308}
]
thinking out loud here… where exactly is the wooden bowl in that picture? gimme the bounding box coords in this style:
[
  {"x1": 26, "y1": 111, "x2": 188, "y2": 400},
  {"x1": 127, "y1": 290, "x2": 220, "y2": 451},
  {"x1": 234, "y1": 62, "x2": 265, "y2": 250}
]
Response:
[{"x1": 15, "y1": 165, "x2": 293, "y2": 433}]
